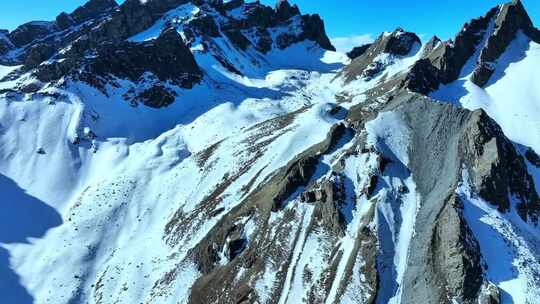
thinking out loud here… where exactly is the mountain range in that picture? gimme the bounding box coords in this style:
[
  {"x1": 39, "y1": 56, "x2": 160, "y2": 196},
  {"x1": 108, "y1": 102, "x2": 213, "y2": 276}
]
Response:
[{"x1": 1, "y1": 0, "x2": 540, "y2": 303}]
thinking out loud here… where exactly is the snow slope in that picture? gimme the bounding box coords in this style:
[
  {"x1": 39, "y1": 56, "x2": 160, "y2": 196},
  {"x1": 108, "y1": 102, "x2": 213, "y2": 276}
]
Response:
[
  {"x1": 433, "y1": 31, "x2": 540, "y2": 153},
  {"x1": 2, "y1": 1, "x2": 540, "y2": 303},
  {"x1": 0, "y1": 30, "x2": 350, "y2": 303}
]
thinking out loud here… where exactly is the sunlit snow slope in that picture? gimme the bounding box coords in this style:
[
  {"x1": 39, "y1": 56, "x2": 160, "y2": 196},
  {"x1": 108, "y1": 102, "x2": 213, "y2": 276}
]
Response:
[{"x1": 1, "y1": 0, "x2": 540, "y2": 304}]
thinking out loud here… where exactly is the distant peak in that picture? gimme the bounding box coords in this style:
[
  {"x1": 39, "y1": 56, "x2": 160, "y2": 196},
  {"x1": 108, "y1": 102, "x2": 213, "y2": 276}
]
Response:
[
  {"x1": 384, "y1": 29, "x2": 421, "y2": 55},
  {"x1": 429, "y1": 35, "x2": 441, "y2": 42}
]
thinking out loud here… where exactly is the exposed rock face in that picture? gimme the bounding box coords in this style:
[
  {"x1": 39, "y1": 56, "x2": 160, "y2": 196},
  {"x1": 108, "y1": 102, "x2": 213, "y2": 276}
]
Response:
[
  {"x1": 359, "y1": 95, "x2": 487, "y2": 304},
  {"x1": 7, "y1": 22, "x2": 55, "y2": 47},
  {"x1": 432, "y1": 195, "x2": 483, "y2": 302},
  {"x1": 275, "y1": 0, "x2": 301, "y2": 22},
  {"x1": 24, "y1": 43, "x2": 56, "y2": 68},
  {"x1": 0, "y1": 31, "x2": 14, "y2": 56},
  {"x1": 383, "y1": 28, "x2": 421, "y2": 55},
  {"x1": 177, "y1": 88, "x2": 537, "y2": 304},
  {"x1": 2, "y1": 0, "x2": 335, "y2": 97},
  {"x1": 346, "y1": 44, "x2": 372, "y2": 60},
  {"x1": 400, "y1": 58, "x2": 441, "y2": 94},
  {"x1": 349, "y1": 93, "x2": 540, "y2": 303},
  {"x1": 3, "y1": 1, "x2": 540, "y2": 303},
  {"x1": 53, "y1": 0, "x2": 118, "y2": 31},
  {"x1": 461, "y1": 110, "x2": 540, "y2": 223},
  {"x1": 404, "y1": 0, "x2": 540, "y2": 91},
  {"x1": 525, "y1": 148, "x2": 540, "y2": 167},
  {"x1": 35, "y1": 27, "x2": 202, "y2": 94},
  {"x1": 300, "y1": 14, "x2": 336, "y2": 51},
  {"x1": 272, "y1": 155, "x2": 319, "y2": 211},
  {"x1": 187, "y1": 14, "x2": 220, "y2": 37},
  {"x1": 342, "y1": 28, "x2": 421, "y2": 82},
  {"x1": 426, "y1": 8, "x2": 498, "y2": 84},
  {"x1": 135, "y1": 85, "x2": 177, "y2": 108},
  {"x1": 478, "y1": 282, "x2": 501, "y2": 304},
  {"x1": 309, "y1": 176, "x2": 347, "y2": 235},
  {"x1": 89, "y1": 28, "x2": 201, "y2": 86},
  {"x1": 70, "y1": 0, "x2": 118, "y2": 24},
  {"x1": 371, "y1": 0, "x2": 540, "y2": 96},
  {"x1": 472, "y1": 0, "x2": 540, "y2": 86},
  {"x1": 420, "y1": 35, "x2": 441, "y2": 58},
  {"x1": 184, "y1": 122, "x2": 351, "y2": 304}
]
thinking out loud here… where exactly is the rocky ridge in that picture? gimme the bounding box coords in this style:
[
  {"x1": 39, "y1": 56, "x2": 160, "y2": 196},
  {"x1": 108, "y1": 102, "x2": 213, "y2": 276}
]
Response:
[
  {"x1": 0, "y1": 0, "x2": 540, "y2": 304},
  {"x1": 0, "y1": 0, "x2": 334, "y2": 107}
]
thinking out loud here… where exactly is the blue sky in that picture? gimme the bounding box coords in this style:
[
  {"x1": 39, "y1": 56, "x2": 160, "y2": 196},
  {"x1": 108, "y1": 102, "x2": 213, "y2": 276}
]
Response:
[{"x1": 2, "y1": 0, "x2": 539, "y2": 51}]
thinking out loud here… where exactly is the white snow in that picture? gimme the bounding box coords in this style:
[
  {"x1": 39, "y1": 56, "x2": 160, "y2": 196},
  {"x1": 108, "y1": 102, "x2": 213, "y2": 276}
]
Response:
[
  {"x1": 365, "y1": 111, "x2": 411, "y2": 166},
  {"x1": 433, "y1": 31, "x2": 540, "y2": 153},
  {"x1": 5, "y1": 0, "x2": 540, "y2": 302},
  {"x1": 128, "y1": 3, "x2": 200, "y2": 42},
  {"x1": 458, "y1": 171, "x2": 540, "y2": 304},
  {"x1": 364, "y1": 111, "x2": 420, "y2": 304}
]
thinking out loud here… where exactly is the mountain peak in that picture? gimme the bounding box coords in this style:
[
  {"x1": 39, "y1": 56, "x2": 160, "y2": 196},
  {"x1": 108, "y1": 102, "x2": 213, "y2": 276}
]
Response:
[
  {"x1": 341, "y1": 28, "x2": 420, "y2": 82},
  {"x1": 275, "y1": 0, "x2": 300, "y2": 21},
  {"x1": 471, "y1": 0, "x2": 538, "y2": 86},
  {"x1": 495, "y1": 0, "x2": 534, "y2": 33},
  {"x1": 383, "y1": 28, "x2": 421, "y2": 56}
]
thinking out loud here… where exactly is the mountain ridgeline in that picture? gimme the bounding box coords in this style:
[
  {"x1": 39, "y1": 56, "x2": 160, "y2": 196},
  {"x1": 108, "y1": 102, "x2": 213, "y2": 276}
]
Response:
[{"x1": 0, "y1": 0, "x2": 540, "y2": 304}]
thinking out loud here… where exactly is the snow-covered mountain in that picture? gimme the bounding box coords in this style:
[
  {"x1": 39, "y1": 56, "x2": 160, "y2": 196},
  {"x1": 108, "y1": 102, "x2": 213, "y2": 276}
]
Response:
[{"x1": 1, "y1": 0, "x2": 540, "y2": 303}]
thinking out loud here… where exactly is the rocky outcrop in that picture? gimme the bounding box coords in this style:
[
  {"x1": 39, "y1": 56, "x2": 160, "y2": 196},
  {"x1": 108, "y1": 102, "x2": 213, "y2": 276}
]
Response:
[
  {"x1": 0, "y1": 30, "x2": 13, "y2": 56},
  {"x1": 309, "y1": 176, "x2": 347, "y2": 235},
  {"x1": 135, "y1": 85, "x2": 177, "y2": 108},
  {"x1": 91, "y1": 28, "x2": 201, "y2": 85},
  {"x1": 272, "y1": 123, "x2": 347, "y2": 211},
  {"x1": 472, "y1": 0, "x2": 540, "y2": 86},
  {"x1": 426, "y1": 7, "x2": 498, "y2": 84},
  {"x1": 346, "y1": 44, "x2": 372, "y2": 60},
  {"x1": 479, "y1": 282, "x2": 501, "y2": 304},
  {"x1": 432, "y1": 195, "x2": 483, "y2": 302},
  {"x1": 271, "y1": 155, "x2": 319, "y2": 211},
  {"x1": 3, "y1": 0, "x2": 336, "y2": 82},
  {"x1": 400, "y1": 58, "x2": 441, "y2": 94},
  {"x1": 187, "y1": 14, "x2": 220, "y2": 37},
  {"x1": 525, "y1": 148, "x2": 540, "y2": 167},
  {"x1": 36, "y1": 27, "x2": 201, "y2": 90},
  {"x1": 53, "y1": 0, "x2": 117, "y2": 31},
  {"x1": 300, "y1": 14, "x2": 336, "y2": 51},
  {"x1": 420, "y1": 36, "x2": 441, "y2": 58},
  {"x1": 461, "y1": 110, "x2": 540, "y2": 223},
  {"x1": 70, "y1": 0, "x2": 118, "y2": 24},
  {"x1": 24, "y1": 43, "x2": 56, "y2": 68},
  {"x1": 7, "y1": 21, "x2": 55, "y2": 47},
  {"x1": 383, "y1": 28, "x2": 421, "y2": 56},
  {"x1": 350, "y1": 93, "x2": 540, "y2": 303},
  {"x1": 342, "y1": 28, "x2": 420, "y2": 82},
  {"x1": 275, "y1": 0, "x2": 300, "y2": 22}
]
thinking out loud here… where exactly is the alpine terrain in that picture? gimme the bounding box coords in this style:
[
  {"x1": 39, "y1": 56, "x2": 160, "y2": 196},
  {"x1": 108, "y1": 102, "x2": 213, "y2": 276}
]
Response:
[{"x1": 1, "y1": 0, "x2": 540, "y2": 303}]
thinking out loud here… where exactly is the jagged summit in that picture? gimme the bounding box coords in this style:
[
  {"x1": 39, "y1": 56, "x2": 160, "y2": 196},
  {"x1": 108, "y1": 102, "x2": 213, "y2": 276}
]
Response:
[
  {"x1": 343, "y1": 0, "x2": 540, "y2": 99},
  {"x1": 341, "y1": 27, "x2": 421, "y2": 82},
  {"x1": 0, "y1": 0, "x2": 336, "y2": 106},
  {"x1": 471, "y1": 0, "x2": 540, "y2": 85},
  {"x1": 274, "y1": 0, "x2": 300, "y2": 21},
  {"x1": 2, "y1": 1, "x2": 540, "y2": 304}
]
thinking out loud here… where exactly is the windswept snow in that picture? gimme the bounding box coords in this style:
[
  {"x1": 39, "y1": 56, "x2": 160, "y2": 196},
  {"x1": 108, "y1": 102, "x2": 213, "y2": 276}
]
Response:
[
  {"x1": 364, "y1": 111, "x2": 419, "y2": 304},
  {"x1": 0, "y1": 28, "x2": 352, "y2": 303},
  {"x1": 458, "y1": 172, "x2": 540, "y2": 304},
  {"x1": 433, "y1": 31, "x2": 540, "y2": 153},
  {"x1": 365, "y1": 111, "x2": 411, "y2": 166}
]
